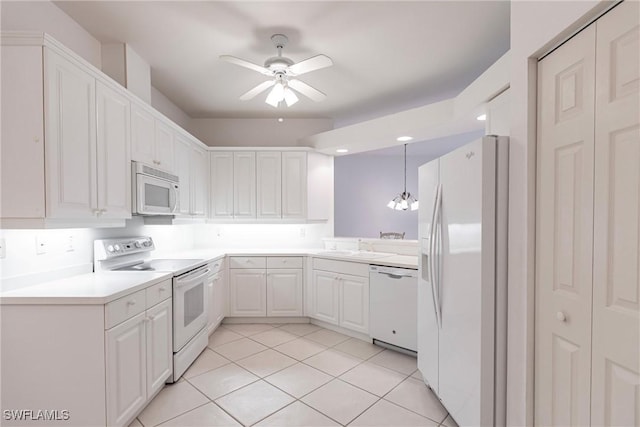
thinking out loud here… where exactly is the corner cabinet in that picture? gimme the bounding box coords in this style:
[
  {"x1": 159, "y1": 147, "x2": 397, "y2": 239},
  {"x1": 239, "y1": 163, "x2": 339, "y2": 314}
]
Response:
[
  {"x1": 310, "y1": 258, "x2": 369, "y2": 334},
  {"x1": 209, "y1": 149, "x2": 332, "y2": 222}
]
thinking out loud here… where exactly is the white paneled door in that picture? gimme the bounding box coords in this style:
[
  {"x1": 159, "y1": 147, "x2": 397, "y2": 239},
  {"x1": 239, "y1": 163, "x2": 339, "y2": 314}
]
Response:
[
  {"x1": 229, "y1": 269, "x2": 266, "y2": 316},
  {"x1": 145, "y1": 300, "x2": 172, "y2": 398},
  {"x1": 267, "y1": 269, "x2": 303, "y2": 316},
  {"x1": 130, "y1": 104, "x2": 155, "y2": 166},
  {"x1": 536, "y1": 3, "x2": 640, "y2": 425},
  {"x1": 282, "y1": 151, "x2": 307, "y2": 219},
  {"x1": 536, "y1": 24, "x2": 596, "y2": 427},
  {"x1": 210, "y1": 152, "x2": 234, "y2": 218},
  {"x1": 257, "y1": 151, "x2": 282, "y2": 218},
  {"x1": 311, "y1": 270, "x2": 340, "y2": 325},
  {"x1": 591, "y1": 2, "x2": 640, "y2": 426},
  {"x1": 233, "y1": 152, "x2": 257, "y2": 218},
  {"x1": 339, "y1": 274, "x2": 369, "y2": 335}
]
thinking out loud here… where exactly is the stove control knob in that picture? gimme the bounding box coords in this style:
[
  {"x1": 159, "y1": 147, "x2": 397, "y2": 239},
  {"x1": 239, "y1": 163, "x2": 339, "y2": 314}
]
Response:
[
  {"x1": 114, "y1": 245, "x2": 121, "y2": 252},
  {"x1": 134, "y1": 241, "x2": 142, "y2": 248},
  {"x1": 143, "y1": 240, "x2": 152, "y2": 247},
  {"x1": 107, "y1": 245, "x2": 115, "y2": 253}
]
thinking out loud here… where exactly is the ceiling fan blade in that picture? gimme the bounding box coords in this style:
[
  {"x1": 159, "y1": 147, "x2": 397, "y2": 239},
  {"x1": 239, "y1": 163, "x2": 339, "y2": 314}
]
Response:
[
  {"x1": 239, "y1": 80, "x2": 275, "y2": 101},
  {"x1": 219, "y1": 55, "x2": 272, "y2": 76},
  {"x1": 288, "y1": 79, "x2": 327, "y2": 102},
  {"x1": 288, "y1": 54, "x2": 333, "y2": 76}
]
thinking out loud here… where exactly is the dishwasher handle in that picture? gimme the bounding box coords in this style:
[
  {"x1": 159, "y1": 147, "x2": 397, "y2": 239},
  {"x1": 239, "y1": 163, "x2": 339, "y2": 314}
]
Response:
[{"x1": 376, "y1": 271, "x2": 414, "y2": 279}]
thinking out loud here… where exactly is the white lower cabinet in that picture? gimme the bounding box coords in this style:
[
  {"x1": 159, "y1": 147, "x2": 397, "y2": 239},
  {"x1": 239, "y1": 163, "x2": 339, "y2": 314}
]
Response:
[
  {"x1": 228, "y1": 256, "x2": 303, "y2": 318},
  {"x1": 207, "y1": 259, "x2": 227, "y2": 333},
  {"x1": 311, "y1": 270, "x2": 340, "y2": 325},
  {"x1": 310, "y1": 258, "x2": 370, "y2": 334},
  {"x1": 106, "y1": 312, "x2": 147, "y2": 426},
  {"x1": 105, "y1": 283, "x2": 173, "y2": 427},
  {"x1": 229, "y1": 269, "x2": 267, "y2": 316},
  {"x1": 267, "y1": 269, "x2": 303, "y2": 316}
]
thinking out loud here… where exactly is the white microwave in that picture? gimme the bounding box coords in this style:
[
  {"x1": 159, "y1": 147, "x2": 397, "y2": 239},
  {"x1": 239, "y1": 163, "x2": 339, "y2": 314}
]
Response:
[{"x1": 132, "y1": 161, "x2": 180, "y2": 215}]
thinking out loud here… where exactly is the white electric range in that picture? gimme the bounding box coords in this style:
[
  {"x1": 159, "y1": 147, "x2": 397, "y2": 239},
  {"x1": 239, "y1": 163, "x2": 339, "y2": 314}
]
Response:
[{"x1": 94, "y1": 237, "x2": 212, "y2": 382}]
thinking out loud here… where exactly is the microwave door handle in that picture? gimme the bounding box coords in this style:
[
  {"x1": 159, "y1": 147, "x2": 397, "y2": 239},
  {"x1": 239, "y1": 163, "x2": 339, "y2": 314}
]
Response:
[
  {"x1": 175, "y1": 268, "x2": 211, "y2": 288},
  {"x1": 170, "y1": 185, "x2": 179, "y2": 213}
]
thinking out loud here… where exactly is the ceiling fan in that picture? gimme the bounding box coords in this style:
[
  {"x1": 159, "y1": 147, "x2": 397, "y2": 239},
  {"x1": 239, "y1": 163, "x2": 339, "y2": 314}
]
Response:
[{"x1": 220, "y1": 34, "x2": 333, "y2": 107}]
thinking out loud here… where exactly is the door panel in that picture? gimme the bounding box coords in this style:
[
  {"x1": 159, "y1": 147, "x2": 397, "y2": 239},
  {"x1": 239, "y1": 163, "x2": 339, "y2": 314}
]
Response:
[
  {"x1": 228, "y1": 269, "x2": 266, "y2": 316},
  {"x1": 191, "y1": 146, "x2": 208, "y2": 217},
  {"x1": 210, "y1": 152, "x2": 234, "y2": 218},
  {"x1": 130, "y1": 104, "x2": 155, "y2": 165},
  {"x1": 233, "y1": 152, "x2": 256, "y2": 218},
  {"x1": 96, "y1": 81, "x2": 131, "y2": 219},
  {"x1": 282, "y1": 152, "x2": 307, "y2": 218},
  {"x1": 155, "y1": 120, "x2": 174, "y2": 172},
  {"x1": 146, "y1": 300, "x2": 172, "y2": 397},
  {"x1": 267, "y1": 269, "x2": 303, "y2": 316},
  {"x1": 257, "y1": 152, "x2": 282, "y2": 218},
  {"x1": 591, "y1": 3, "x2": 640, "y2": 425},
  {"x1": 536, "y1": 24, "x2": 596, "y2": 427},
  {"x1": 311, "y1": 270, "x2": 339, "y2": 325},
  {"x1": 418, "y1": 159, "x2": 440, "y2": 392},
  {"x1": 45, "y1": 49, "x2": 97, "y2": 218},
  {"x1": 174, "y1": 136, "x2": 192, "y2": 215},
  {"x1": 339, "y1": 274, "x2": 369, "y2": 334}
]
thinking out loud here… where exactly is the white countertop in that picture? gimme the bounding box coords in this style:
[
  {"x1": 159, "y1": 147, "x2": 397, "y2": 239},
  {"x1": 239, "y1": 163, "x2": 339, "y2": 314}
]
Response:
[
  {"x1": 1, "y1": 248, "x2": 417, "y2": 305},
  {"x1": 0, "y1": 271, "x2": 172, "y2": 305}
]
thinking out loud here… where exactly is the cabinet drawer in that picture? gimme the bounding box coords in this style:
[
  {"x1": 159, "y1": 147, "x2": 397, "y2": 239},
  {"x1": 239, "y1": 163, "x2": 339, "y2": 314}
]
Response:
[
  {"x1": 146, "y1": 279, "x2": 172, "y2": 308},
  {"x1": 105, "y1": 289, "x2": 146, "y2": 329},
  {"x1": 312, "y1": 258, "x2": 369, "y2": 277},
  {"x1": 229, "y1": 256, "x2": 266, "y2": 269},
  {"x1": 267, "y1": 256, "x2": 303, "y2": 269},
  {"x1": 209, "y1": 257, "x2": 225, "y2": 274}
]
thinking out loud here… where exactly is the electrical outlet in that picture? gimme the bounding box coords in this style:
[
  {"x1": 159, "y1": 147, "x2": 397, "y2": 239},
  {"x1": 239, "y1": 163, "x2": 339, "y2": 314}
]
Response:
[
  {"x1": 65, "y1": 235, "x2": 75, "y2": 252},
  {"x1": 216, "y1": 227, "x2": 222, "y2": 238},
  {"x1": 36, "y1": 235, "x2": 48, "y2": 255},
  {"x1": 299, "y1": 227, "x2": 306, "y2": 238},
  {"x1": 0, "y1": 238, "x2": 6, "y2": 259}
]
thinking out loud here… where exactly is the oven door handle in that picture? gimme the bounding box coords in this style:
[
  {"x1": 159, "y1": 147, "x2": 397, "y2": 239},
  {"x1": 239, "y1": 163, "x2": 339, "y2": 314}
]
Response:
[{"x1": 175, "y1": 268, "x2": 211, "y2": 288}]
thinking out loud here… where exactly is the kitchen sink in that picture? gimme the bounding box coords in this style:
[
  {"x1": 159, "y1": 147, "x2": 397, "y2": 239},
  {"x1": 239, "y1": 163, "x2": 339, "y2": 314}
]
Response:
[{"x1": 316, "y1": 250, "x2": 395, "y2": 259}]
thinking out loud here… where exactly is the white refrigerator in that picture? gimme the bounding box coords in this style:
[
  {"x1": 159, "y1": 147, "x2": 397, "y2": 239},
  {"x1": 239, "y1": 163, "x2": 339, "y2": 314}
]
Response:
[{"x1": 418, "y1": 135, "x2": 508, "y2": 427}]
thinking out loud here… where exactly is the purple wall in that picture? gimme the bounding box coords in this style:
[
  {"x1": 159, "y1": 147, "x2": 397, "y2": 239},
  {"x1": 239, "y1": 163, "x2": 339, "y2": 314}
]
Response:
[{"x1": 334, "y1": 131, "x2": 483, "y2": 239}]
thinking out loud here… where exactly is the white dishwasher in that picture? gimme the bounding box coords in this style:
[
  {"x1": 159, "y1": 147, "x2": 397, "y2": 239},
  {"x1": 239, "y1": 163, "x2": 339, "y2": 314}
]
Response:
[{"x1": 370, "y1": 265, "x2": 418, "y2": 352}]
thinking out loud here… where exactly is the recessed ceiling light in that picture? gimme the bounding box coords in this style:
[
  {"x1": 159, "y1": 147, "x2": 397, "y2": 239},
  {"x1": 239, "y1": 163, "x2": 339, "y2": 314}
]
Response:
[
  {"x1": 277, "y1": 117, "x2": 284, "y2": 123},
  {"x1": 476, "y1": 114, "x2": 487, "y2": 121},
  {"x1": 397, "y1": 136, "x2": 413, "y2": 142},
  {"x1": 336, "y1": 149, "x2": 349, "y2": 153}
]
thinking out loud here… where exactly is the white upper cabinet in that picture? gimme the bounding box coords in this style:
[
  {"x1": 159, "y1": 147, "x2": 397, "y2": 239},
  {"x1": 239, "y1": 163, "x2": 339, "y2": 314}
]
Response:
[
  {"x1": 282, "y1": 151, "x2": 307, "y2": 219},
  {"x1": 45, "y1": 48, "x2": 97, "y2": 219},
  {"x1": 233, "y1": 152, "x2": 257, "y2": 218},
  {"x1": 130, "y1": 105, "x2": 175, "y2": 173},
  {"x1": 191, "y1": 145, "x2": 208, "y2": 217},
  {"x1": 96, "y1": 80, "x2": 131, "y2": 219},
  {"x1": 257, "y1": 152, "x2": 282, "y2": 218},
  {"x1": 174, "y1": 135, "x2": 192, "y2": 216},
  {"x1": 210, "y1": 152, "x2": 234, "y2": 218}
]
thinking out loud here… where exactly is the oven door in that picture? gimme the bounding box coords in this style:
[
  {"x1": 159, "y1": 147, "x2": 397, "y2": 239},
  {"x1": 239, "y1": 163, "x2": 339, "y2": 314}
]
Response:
[
  {"x1": 135, "y1": 173, "x2": 179, "y2": 215},
  {"x1": 173, "y1": 266, "x2": 210, "y2": 352}
]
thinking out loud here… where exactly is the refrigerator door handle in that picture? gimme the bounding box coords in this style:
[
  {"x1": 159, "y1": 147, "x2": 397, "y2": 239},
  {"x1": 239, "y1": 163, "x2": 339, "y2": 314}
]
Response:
[
  {"x1": 430, "y1": 184, "x2": 443, "y2": 329},
  {"x1": 432, "y1": 184, "x2": 443, "y2": 328}
]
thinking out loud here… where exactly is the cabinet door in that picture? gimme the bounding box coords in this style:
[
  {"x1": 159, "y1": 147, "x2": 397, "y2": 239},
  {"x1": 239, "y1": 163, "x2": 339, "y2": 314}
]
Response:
[
  {"x1": 282, "y1": 152, "x2": 307, "y2": 219},
  {"x1": 155, "y1": 120, "x2": 174, "y2": 172},
  {"x1": 96, "y1": 81, "x2": 131, "y2": 219},
  {"x1": 229, "y1": 269, "x2": 266, "y2": 316},
  {"x1": 130, "y1": 103, "x2": 155, "y2": 165},
  {"x1": 233, "y1": 152, "x2": 256, "y2": 218},
  {"x1": 257, "y1": 152, "x2": 282, "y2": 218},
  {"x1": 340, "y1": 273, "x2": 369, "y2": 334},
  {"x1": 146, "y1": 299, "x2": 173, "y2": 398},
  {"x1": 191, "y1": 145, "x2": 208, "y2": 217},
  {"x1": 267, "y1": 269, "x2": 303, "y2": 316},
  {"x1": 44, "y1": 48, "x2": 97, "y2": 218},
  {"x1": 208, "y1": 271, "x2": 226, "y2": 331},
  {"x1": 311, "y1": 270, "x2": 339, "y2": 325},
  {"x1": 210, "y1": 152, "x2": 234, "y2": 218},
  {"x1": 106, "y1": 312, "x2": 147, "y2": 427},
  {"x1": 174, "y1": 135, "x2": 192, "y2": 216}
]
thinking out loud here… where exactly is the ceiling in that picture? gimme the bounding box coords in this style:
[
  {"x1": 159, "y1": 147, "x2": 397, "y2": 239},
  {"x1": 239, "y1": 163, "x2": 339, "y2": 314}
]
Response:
[{"x1": 55, "y1": 1, "x2": 510, "y2": 126}]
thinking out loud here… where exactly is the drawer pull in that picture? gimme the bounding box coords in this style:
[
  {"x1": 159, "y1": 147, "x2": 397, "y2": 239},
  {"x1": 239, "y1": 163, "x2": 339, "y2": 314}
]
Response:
[
  {"x1": 127, "y1": 300, "x2": 137, "y2": 306},
  {"x1": 159, "y1": 287, "x2": 167, "y2": 292}
]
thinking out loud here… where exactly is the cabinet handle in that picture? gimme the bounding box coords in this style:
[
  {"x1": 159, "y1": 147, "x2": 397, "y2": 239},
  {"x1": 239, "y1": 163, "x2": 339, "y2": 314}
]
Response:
[
  {"x1": 159, "y1": 287, "x2": 166, "y2": 292},
  {"x1": 556, "y1": 311, "x2": 567, "y2": 322},
  {"x1": 127, "y1": 300, "x2": 136, "y2": 306}
]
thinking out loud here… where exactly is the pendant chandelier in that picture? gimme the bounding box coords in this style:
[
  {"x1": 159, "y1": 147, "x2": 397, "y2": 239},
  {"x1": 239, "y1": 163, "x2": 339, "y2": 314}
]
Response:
[{"x1": 387, "y1": 144, "x2": 419, "y2": 211}]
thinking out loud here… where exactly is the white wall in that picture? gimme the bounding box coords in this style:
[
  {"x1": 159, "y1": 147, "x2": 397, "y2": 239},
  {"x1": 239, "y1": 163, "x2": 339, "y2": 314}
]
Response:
[
  {"x1": 0, "y1": 0, "x2": 102, "y2": 68},
  {"x1": 189, "y1": 118, "x2": 334, "y2": 147},
  {"x1": 151, "y1": 86, "x2": 193, "y2": 130},
  {"x1": 508, "y1": 2, "x2": 607, "y2": 425}
]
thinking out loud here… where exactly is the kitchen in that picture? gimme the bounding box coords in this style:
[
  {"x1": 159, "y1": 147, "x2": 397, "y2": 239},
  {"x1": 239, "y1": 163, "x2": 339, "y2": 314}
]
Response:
[{"x1": 2, "y1": 2, "x2": 633, "y2": 425}]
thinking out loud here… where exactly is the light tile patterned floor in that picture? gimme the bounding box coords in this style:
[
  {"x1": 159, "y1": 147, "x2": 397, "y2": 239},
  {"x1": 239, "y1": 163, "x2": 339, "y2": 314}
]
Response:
[{"x1": 133, "y1": 323, "x2": 457, "y2": 427}]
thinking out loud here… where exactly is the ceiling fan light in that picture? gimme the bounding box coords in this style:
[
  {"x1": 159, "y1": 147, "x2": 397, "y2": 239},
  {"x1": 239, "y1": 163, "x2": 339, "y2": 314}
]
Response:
[
  {"x1": 283, "y1": 87, "x2": 299, "y2": 107},
  {"x1": 411, "y1": 200, "x2": 419, "y2": 211},
  {"x1": 265, "y1": 83, "x2": 284, "y2": 107},
  {"x1": 387, "y1": 200, "x2": 396, "y2": 209}
]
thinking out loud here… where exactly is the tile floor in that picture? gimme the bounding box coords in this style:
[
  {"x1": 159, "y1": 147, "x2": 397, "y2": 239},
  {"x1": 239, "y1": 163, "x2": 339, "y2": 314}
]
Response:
[{"x1": 130, "y1": 323, "x2": 459, "y2": 427}]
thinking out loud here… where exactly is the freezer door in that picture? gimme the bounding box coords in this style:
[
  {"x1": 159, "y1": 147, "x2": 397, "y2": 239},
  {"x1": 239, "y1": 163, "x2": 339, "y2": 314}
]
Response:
[
  {"x1": 437, "y1": 136, "x2": 498, "y2": 426},
  {"x1": 417, "y1": 158, "x2": 440, "y2": 393}
]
